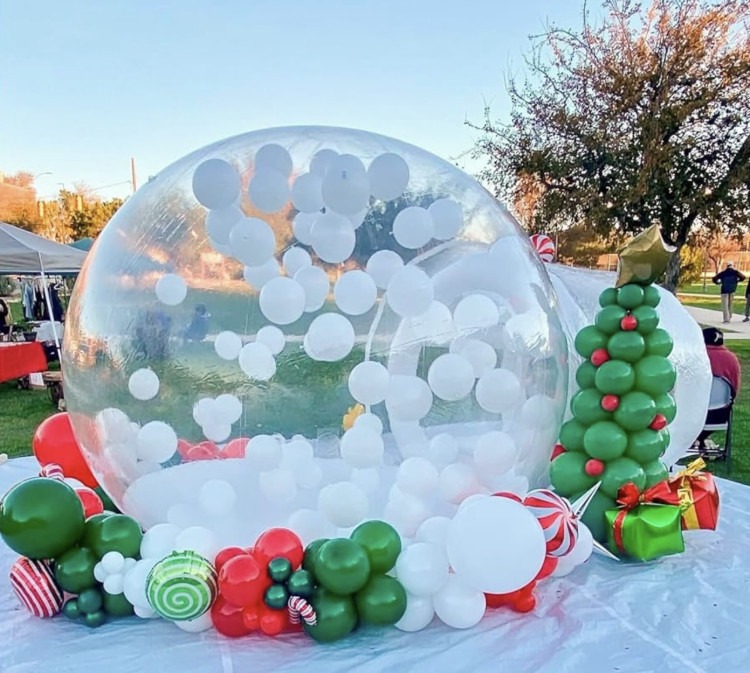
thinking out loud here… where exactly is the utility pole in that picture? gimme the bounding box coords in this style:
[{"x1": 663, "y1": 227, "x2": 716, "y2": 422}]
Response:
[{"x1": 131, "y1": 157, "x2": 138, "y2": 194}]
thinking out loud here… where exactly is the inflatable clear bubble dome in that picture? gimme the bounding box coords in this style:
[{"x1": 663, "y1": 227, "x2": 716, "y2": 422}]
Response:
[{"x1": 62, "y1": 126, "x2": 568, "y2": 546}]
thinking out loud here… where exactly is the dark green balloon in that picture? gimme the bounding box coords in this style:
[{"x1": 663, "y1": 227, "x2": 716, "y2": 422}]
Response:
[
  {"x1": 559, "y1": 419, "x2": 587, "y2": 452},
  {"x1": 315, "y1": 539, "x2": 371, "y2": 596},
  {"x1": 0, "y1": 478, "x2": 84, "y2": 559},
  {"x1": 595, "y1": 305, "x2": 628, "y2": 335},
  {"x1": 304, "y1": 588, "x2": 358, "y2": 643},
  {"x1": 632, "y1": 305, "x2": 659, "y2": 335},
  {"x1": 63, "y1": 598, "x2": 81, "y2": 620},
  {"x1": 354, "y1": 575, "x2": 407, "y2": 626},
  {"x1": 82, "y1": 514, "x2": 112, "y2": 549},
  {"x1": 576, "y1": 490, "x2": 617, "y2": 543},
  {"x1": 634, "y1": 355, "x2": 676, "y2": 396},
  {"x1": 607, "y1": 331, "x2": 646, "y2": 363},
  {"x1": 599, "y1": 287, "x2": 618, "y2": 307},
  {"x1": 643, "y1": 285, "x2": 661, "y2": 307},
  {"x1": 103, "y1": 591, "x2": 135, "y2": 617},
  {"x1": 94, "y1": 488, "x2": 120, "y2": 514},
  {"x1": 595, "y1": 360, "x2": 635, "y2": 395},
  {"x1": 83, "y1": 610, "x2": 107, "y2": 628},
  {"x1": 54, "y1": 547, "x2": 98, "y2": 593},
  {"x1": 350, "y1": 520, "x2": 401, "y2": 574},
  {"x1": 600, "y1": 457, "x2": 647, "y2": 499},
  {"x1": 616, "y1": 284, "x2": 645, "y2": 309},
  {"x1": 575, "y1": 325, "x2": 608, "y2": 358},
  {"x1": 89, "y1": 515, "x2": 143, "y2": 559},
  {"x1": 576, "y1": 361, "x2": 598, "y2": 389},
  {"x1": 303, "y1": 539, "x2": 329, "y2": 574},
  {"x1": 571, "y1": 389, "x2": 610, "y2": 425},
  {"x1": 644, "y1": 328, "x2": 673, "y2": 357},
  {"x1": 549, "y1": 452, "x2": 596, "y2": 497},
  {"x1": 624, "y1": 429, "x2": 668, "y2": 463},
  {"x1": 654, "y1": 393, "x2": 677, "y2": 424},
  {"x1": 264, "y1": 584, "x2": 289, "y2": 610},
  {"x1": 267, "y1": 557, "x2": 292, "y2": 583},
  {"x1": 643, "y1": 460, "x2": 669, "y2": 488},
  {"x1": 613, "y1": 391, "x2": 657, "y2": 431},
  {"x1": 77, "y1": 587, "x2": 103, "y2": 614},
  {"x1": 287, "y1": 569, "x2": 315, "y2": 598},
  {"x1": 583, "y1": 421, "x2": 628, "y2": 460}
]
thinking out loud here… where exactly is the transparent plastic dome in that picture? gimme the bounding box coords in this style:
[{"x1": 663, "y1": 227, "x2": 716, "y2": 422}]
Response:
[{"x1": 63, "y1": 126, "x2": 568, "y2": 546}]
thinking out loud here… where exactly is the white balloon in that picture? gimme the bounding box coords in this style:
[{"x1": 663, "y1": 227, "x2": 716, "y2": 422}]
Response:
[
  {"x1": 94, "y1": 563, "x2": 107, "y2": 583},
  {"x1": 348, "y1": 360, "x2": 390, "y2": 405},
  {"x1": 439, "y1": 464, "x2": 480, "y2": 504},
  {"x1": 395, "y1": 543, "x2": 449, "y2": 597},
  {"x1": 238, "y1": 342, "x2": 276, "y2": 380},
  {"x1": 192, "y1": 159, "x2": 240, "y2": 209},
  {"x1": 296, "y1": 460, "x2": 323, "y2": 489},
  {"x1": 395, "y1": 593, "x2": 434, "y2": 632},
  {"x1": 304, "y1": 313, "x2": 355, "y2": 362},
  {"x1": 243, "y1": 257, "x2": 280, "y2": 290},
  {"x1": 123, "y1": 559, "x2": 158, "y2": 609},
  {"x1": 446, "y1": 496, "x2": 546, "y2": 594},
  {"x1": 206, "y1": 205, "x2": 243, "y2": 244},
  {"x1": 451, "y1": 338, "x2": 497, "y2": 378},
  {"x1": 292, "y1": 212, "x2": 317, "y2": 245},
  {"x1": 384, "y1": 494, "x2": 430, "y2": 537},
  {"x1": 213, "y1": 393, "x2": 243, "y2": 424},
  {"x1": 334, "y1": 270, "x2": 377, "y2": 315},
  {"x1": 103, "y1": 574, "x2": 124, "y2": 595},
  {"x1": 281, "y1": 437, "x2": 315, "y2": 466},
  {"x1": 475, "y1": 368, "x2": 522, "y2": 414},
  {"x1": 428, "y1": 198, "x2": 463, "y2": 240},
  {"x1": 310, "y1": 211, "x2": 356, "y2": 263},
  {"x1": 340, "y1": 426, "x2": 384, "y2": 468},
  {"x1": 246, "y1": 434, "x2": 282, "y2": 470},
  {"x1": 347, "y1": 208, "x2": 368, "y2": 229},
  {"x1": 101, "y1": 551, "x2": 125, "y2": 575},
  {"x1": 568, "y1": 523, "x2": 594, "y2": 566},
  {"x1": 140, "y1": 524, "x2": 180, "y2": 559},
  {"x1": 354, "y1": 412, "x2": 383, "y2": 434},
  {"x1": 199, "y1": 479, "x2": 237, "y2": 516},
  {"x1": 396, "y1": 457, "x2": 439, "y2": 497},
  {"x1": 229, "y1": 217, "x2": 276, "y2": 266},
  {"x1": 259, "y1": 277, "x2": 306, "y2": 325},
  {"x1": 415, "y1": 516, "x2": 451, "y2": 549},
  {"x1": 137, "y1": 421, "x2": 177, "y2": 463},
  {"x1": 128, "y1": 368, "x2": 159, "y2": 401},
  {"x1": 175, "y1": 612, "x2": 214, "y2": 633},
  {"x1": 393, "y1": 206, "x2": 434, "y2": 249},
  {"x1": 192, "y1": 397, "x2": 217, "y2": 427},
  {"x1": 318, "y1": 482, "x2": 368, "y2": 528},
  {"x1": 254, "y1": 143, "x2": 293, "y2": 177},
  {"x1": 259, "y1": 469, "x2": 297, "y2": 503},
  {"x1": 321, "y1": 154, "x2": 370, "y2": 215},
  {"x1": 174, "y1": 526, "x2": 220, "y2": 562},
  {"x1": 387, "y1": 266, "x2": 434, "y2": 318},
  {"x1": 214, "y1": 331, "x2": 243, "y2": 360},
  {"x1": 409, "y1": 301, "x2": 455, "y2": 345},
  {"x1": 427, "y1": 353, "x2": 475, "y2": 401},
  {"x1": 291, "y1": 172, "x2": 324, "y2": 212},
  {"x1": 366, "y1": 250, "x2": 404, "y2": 289},
  {"x1": 453, "y1": 294, "x2": 500, "y2": 333},
  {"x1": 520, "y1": 394, "x2": 557, "y2": 429},
  {"x1": 385, "y1": 375, "x2": 433, "y2": 421},
  {"x1": 248, "y1": 170, "x2": 289, "y2": 213},
  {"x1": 350, "y1": 467, "x2": 380, "y2": 494},
  {"x1": 428, "y1": 433, "x2": 459, "y2": 468},
  {"x1": 473, "y1": 432, "x2": 517, "y2": 476},
  {"x1": 155, "y1": 273, "x2": 187, "y2": 306},
  {"x1": 202, "y1": 422, "x2": 231, "y2": 443},
  {"x1": 282, "y1": 247, "x2": 312, "y2": 277},
  {"x1": 433, "y1": 576, "x2": 486, "y2": 629},
  {"x1": 134, "y1": 605, "x2": 157, "y2": 620},
  {"x1": 309, "y1": 148, "x2": 338, "y2": 176},
  {"x1": 368, "y1": 153, "x2": 410, "y2": 201},
  {"x1": 256, "y1": 325, "x2": 286, "y2": 355},
  {"x1": 294, "y1": 265, "x2": 330, "y2": 312},
  {"x1": 288, "y1": 508, "x2": 336, "y2": 545}
]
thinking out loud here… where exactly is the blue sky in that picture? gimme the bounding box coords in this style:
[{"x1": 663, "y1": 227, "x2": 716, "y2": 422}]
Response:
[{"x1": 1, "y1": 1, "x2": 582, "y2": 200}]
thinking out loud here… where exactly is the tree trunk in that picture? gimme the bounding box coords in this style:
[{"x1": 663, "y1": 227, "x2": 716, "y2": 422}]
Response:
[{"x1": 662, "y1": 244, "x2": 682, "y2": 293}]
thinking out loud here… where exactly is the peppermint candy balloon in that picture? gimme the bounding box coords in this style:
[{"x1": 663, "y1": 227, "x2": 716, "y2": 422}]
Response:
[
  {"x1": 523, "y1": 489, "x2": 578, "y2": 557},
  {"x1": 146, "y1": 551, "x2": 218, "y2": 621},
  {"x1": 529, "y1": 233, "x2": 555, "y2": 263},
  {"x1": 39, "y1": 464, "x2": 65, "y2": 481},
  {"x1": 288, "y1": 595, "x2": 317, "y2": 626},
  {"x1": 10, "y1": 558, "x2": 64, "y2": 618}
]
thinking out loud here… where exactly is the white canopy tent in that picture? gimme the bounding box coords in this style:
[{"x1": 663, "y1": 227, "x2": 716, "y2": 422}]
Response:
[{"x1": 0, "y1": 221, "x2": 88, "y2": 350}]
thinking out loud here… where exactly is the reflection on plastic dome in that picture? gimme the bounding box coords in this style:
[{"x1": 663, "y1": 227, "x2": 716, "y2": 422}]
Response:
[{"x1": 63, "y1": 126, "x2": 567, "y2": 546}]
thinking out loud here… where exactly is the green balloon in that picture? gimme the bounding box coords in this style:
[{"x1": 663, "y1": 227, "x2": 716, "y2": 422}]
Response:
[
  {"x1": 89, "y1": 515, "x2": 143, "y2": 559},
  {"x1": 0, "y1": 478, "x2": 85, "y2": 560},
  {"x1": 643, "y1": 285, "x2": 661, "y2": 307},
  {"x1": 267, "y1": 557, "x2": 292, "y2": 583},
  {"x1": 616, "y1": 284, "x2": 645, "y2": 309},
  {"x1": 576, "y1": 490, "x2": 617, "y2": 543},
  {"x1": 595, "y1": 360, "x2": 635, "y2": 395},
  {"x1": 598, "y1": 287, "x2": 618, "y2": 307},
  {"x1": 63, "y1": 598, "x2": 81, "y2": 620},
  {"x1": 575, "y1": 361, "x2": 598, "y2": 389},
  {"x1": 600, "y1": 457, "x2": 647, "y2": 499},
  {"x1": 94, "y1": 488, "x2": 120, "y2": 514},
  {"x1": 654, "y1": 393, "x2": 677, "y2": 423},
  {"x1": 355, "y1": 575, "x2": 407, "y2": 626},
  {"x1": 350, "y1": 520, "x2": 401, "y2": 574},
  {"x1": 303, "y1": 539, "x2": 329, "y2": 574},
  {"x1": 644, "y1": 328, "x2": 674, "y2": 357},
  {"x1": 632, "y1": 305, "x2": 659, "y2": 335},
  {"x1": 583, "y1": 421, "x2": 628, "y2": 460},
  {"x1": 643, "y1": 460, "x2": 669, "y2": 488},
  {"x1": 613, "y1": 391, "x2": 657, "y2": 431},
  {"x1": 287, "y1": 569, "x2": 315, "y2": 598},
  {"x1": 304, "y1": 588, "x2": 358, "y2": 643},
  {"x1": 315, "y1": 539, "x2": 371, "y2": 595},
  {"x1": 54, "y1": 547, "x2": 99, "y2": 594},
  {"x1": 559, "y1": 419, "x2": 587, "y2": 452},
  {"x1": 549, "y1": 452, "x2": 596, "y2": 496},
  {"x1": 103, "y1": 591, "x2": 135, "y2": 617},
  {"x1": 82, "y1": 514, "x2": 112, "y2": 548},
  {"x1": 264, "y1": 584, "x2": 289, "y2": 610},
  {"x1": 624, "y1": 429, "x2": 668, "y2": 463},
  {"x1": 607, "y1": 331, "x2": 646, "y2": 363},
  {"x1": 574, "y1": 325, "x2": 608, "y2": 358},
  {"x1": 571, "y1": 389, "x2": 610, "y2": 425},
  {"x1": 634, "y1": 355, "x2": 676, "y2": 396},
  {"x1": 83, "y1": 610, "x2": 107, "y2": 628},
  {"x1": 595, "y1": 305, "x2": 628, "y2": 335},
  {"x1": 77, "y1": 587, "x2": 104, "y2": 615}
]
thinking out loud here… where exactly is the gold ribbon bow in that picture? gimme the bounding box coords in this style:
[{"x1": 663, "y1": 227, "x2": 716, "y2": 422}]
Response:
[{"x1": 671, "y1": 459, "x2": 706, "y2": 530}]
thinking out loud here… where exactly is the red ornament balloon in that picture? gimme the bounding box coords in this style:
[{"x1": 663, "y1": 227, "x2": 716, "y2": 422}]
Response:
[
  {"x1": 242, "y1": 603, "x2": 260, "y2": 631},
  {"x1": 223, "y1": 437, "x2": 250, "y2": 459},
  {"x1": 585, "y1": 459, "x2": 605, "y2": 477},
  {"x1": 649, "y1": 414, "x2": 668, "y2": 431},
  {"x1": 218, "y1": 554, "x2": 266, "y2": 607},
  {"x1": 601, "y1": 394, "x2": 620, "y2": 412},
  {"x1": 590, "y1": 349, "x2": 610, "y2": 367},
  {"x1": 253, "y1": 528, "x2": 304, "y2": 569},
  {"x1": 550, "y1": 443, "x2": 566, "y2": 461},
  {"x1": 211, "y1": 596, "x2": 252, "y2": 638},
  {"x1": 33, "y1": 413, "x2": 98, "y2": 488},
  {"x1": 523, "y1": 489, "x2": 579, "y2": 557},
  {"x1": 620, "y1": 315, "x2": 638, "y2": 331},
  {"x1": 10, "y1": 558, "x2": 64, "y2": 618},
  {"x1": 187, "y1": 442, "x2": 221, "y2": 461},
  {"x1": 75, "y1": 488, "x2": 104, "y2": 518},
  {"x1": 513, "y1": 592, "x2": 536, "y2": 613},
  {"x1": 259, "y1": 604, "x2": 288, "y2": 636},
  {"x1": 215, "y1": 547, "x2": 249, "y2": 573}
]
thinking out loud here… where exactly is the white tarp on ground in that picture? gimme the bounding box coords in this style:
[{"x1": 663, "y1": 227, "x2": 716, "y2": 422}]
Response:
[
  {"x1": 1, "y1": 457, "x2": 749, "y2": 673},
  {"x1": 0, "y1": 221, "x2": 87, "y2": 275}
]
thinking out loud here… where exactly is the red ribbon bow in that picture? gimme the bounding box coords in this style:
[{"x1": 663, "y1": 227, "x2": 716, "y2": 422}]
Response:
[{"x1": 612, "y1": 480, "x2": 677, "y2": 553}]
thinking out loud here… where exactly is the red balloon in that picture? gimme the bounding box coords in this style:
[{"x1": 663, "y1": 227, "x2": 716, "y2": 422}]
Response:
[
  {"x1": 215, "y1": 547, "x2": 249, "y2": 573},
  {"x1": 223, "y1": 437, "x2": 250, "y2": 459},
  {"x1": 513, "y1": 593, "x2": 536, "y2": 613},
  {"x1": 242, "y1": 604, "x2": 260, "y2": 631},
  {"x1": 485, "y1": 590, "x2": 518, "y2": 609},
  {"x1": 75, "y1": 488, "x2": 104, "y2": 518},
  {"x1": 254, "y1": 528, "x2": 304, "y2": 569},
  {"x1": 536, "y1": 556, "x2": 558, "y2": 580},
  {"x1": 33, "y1": 413, "x2": 98, "y2": 488},
  {"x1": 492, "y1": 492, "x2": 523, "y2": 503},
  {"x1": 219, "y1": 555, "x2": 267, "y2": 607},
  {"x1": 177, "y1": 439, "x2": 193, "y2": 460},
  {"x1": 590, "y1": 348, "x2": 610, "y2": 367},
  {"x1": 186, "y1": 442, "x2": 220, "y2": 461},
  {"x1": 258, "y1": 605, "x2": 287, "y2": 636},
  {"x1": 211, "y1": 596, "x2": 251, "y2": 638}
]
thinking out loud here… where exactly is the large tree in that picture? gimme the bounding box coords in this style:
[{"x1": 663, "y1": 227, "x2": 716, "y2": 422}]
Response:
[{"x1": 469, "y1": 0, "x2": 750, "y2": 291}]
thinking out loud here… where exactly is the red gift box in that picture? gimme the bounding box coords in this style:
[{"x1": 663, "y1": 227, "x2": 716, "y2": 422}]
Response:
[{"x1": 652, "y1": 459, "x2": 720, "y2": 531}]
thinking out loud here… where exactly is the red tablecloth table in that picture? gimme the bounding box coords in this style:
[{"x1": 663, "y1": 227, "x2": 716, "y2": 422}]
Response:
[{"x1": 0, "y1": 342, "x2": 47, "y2": 383}]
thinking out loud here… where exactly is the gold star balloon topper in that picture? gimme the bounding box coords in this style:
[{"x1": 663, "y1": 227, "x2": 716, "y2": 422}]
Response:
[{"x1": 616, "y1": 224, "x2": 676, "y2": 288}]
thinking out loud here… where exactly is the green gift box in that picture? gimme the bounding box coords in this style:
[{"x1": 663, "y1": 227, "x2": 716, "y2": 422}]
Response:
[{"x1": 605, "y1": 502, "x2": 684, "y2": 562}]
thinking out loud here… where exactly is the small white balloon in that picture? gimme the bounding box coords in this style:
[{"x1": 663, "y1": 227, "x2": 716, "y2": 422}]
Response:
[
  {"x1": 174, "y1": 526, "x2": 220, "y2": 562},
  {"x1": 348, "y1": 360, "x2": 390, "y2": 405},
  {"x1": 309, "y1": 148, "x2": 338, "y2": 176},
  {"x1": 101, "y1": 551, "x2": 125, "y2": 575},
  {"x1": 214, "y1": 331, "x2": 243, "y2": 361},
  {"x1": 368, "y1": 153, "x2": 410, "y2": 201},
  {"x1": 202, "y1": 422, "x2": 231, "y2": 443},
  {"x1": 128, "y1": 369, "x2": 159, "y2": 401},
  {"x1": 366, "y1": 250, "x2": 404, "y2": 289},
  {"x1": 318, "y1": 482, "x2": 368, "y2": 528},
  {"x1": 288, "y1": 508, "x2": 336, "y2": 545},
  {"x1": 229, "y1": 217, "x2": 276, "y2": 266},
  {"x1": 214, "y1": 393, "x2": 243, "y2": 424},
  {"x1": 428, "y1": 433, "x2": 459, "y2": 468},
  {"x1": 238, "y1": 342, "x2": 276, "y2": 381},
  {"x1": 433, "y1": 576, "x2": 486, "y2": 629},
  {"x1": 200, "y1": 480, "x2": 237, "y2": 516},
  {"x1": 409, "y1": 301, "x2": 455, "y2": 345},
  {"x1": 243, "y1": 257, "x2": 280, "y2": 290},
  {"x1": 340, "y1": 426, "x2": 384, "y2": 468},
  {"x1": 520, "y1": 394, "x2": 557, "y2": 429},
  {"x1": 103, "y1": 575, "x2": 124, "y2": 596},
  {"x1": 395, "y1": 593, "x2": 434, "y2": 632},
  {"x1": 395, "y1": 543, "x2": 449, "y2": 597},
  {"x1": 451, "y1": 338, "x2": 497, "y2": 378},
  {"x1": 385, "y1": 493, "x2": 431, "y2": 538},
  {"x1": 428, "y1": 198, "x2": 463, "y2": 240},
  {"x1": 294, "y1": 265, "x2": 330, "y2": 312},
  {"x1": 334, "y1": 270, "x2": 377, "y2": 315},
  {"x1": 259, "y1": 469, "x2": 297, "y2": 504},
  {"x1": 256, "y1": 325, "x2": 286, "y2": 355},
  {"x1": 350, "y1": 468, "x2": 380, "y2": 494},
  {"x1": 155, "y1": 274, "x2": 187, "y2": 306},
  {"x1": 206, "y1": 205, "x2": 243, "y2": 244},
  {"x1": 296, "y1": 460, "x2": 323, "y2": 489},
  {"x1": 347, "y1": 208, "x2": 368, "y2": 229},
  {"x1": 292, "y1": 212, "x2": 317, "y2": 245},
  {"x1": 310, "y1": 211, "x2": 356, "y2": 263},
  {"x1": 134, "y1": 605, "x2": 157, "y2": 620},
  {"x1": 192, "y1": 397, "x2": 217, "y2": 427},
  {"x1": 140, "y1": 524, "x2": 180, "y2": 559},
  {"x1": 282, "y1": 247, "x2": 312, "y2": 277},
  {"x1": 192, "y1": 159, "x2": 240, "y2": 209},
  {"x1": 254, "y1": 143, "x2": 293, "y2": 177},
  {"x1": 473, "y1": 432, "x2": 517, "y2": 476},
  {"x1": 387, "y1": 266, "x2": 434, "y2": 318},
  {"x1": 385, "y1": 375, "x2": 433, "y2": 421},
  {"x1": 427, "y1": 353, "x2": 475, "y2": 401},
  {"x1": 291, "y1": 172, "x2": 324, "y2": 212},
  {"x1": 415, "y1": 516, "x2": 452, "y2": 549},
  {"x1": 137, "y1": 421, "x2": 177, "y2": 463},
  {"x1": 439, "y1": 464, "x2": 480, "y2": 504},
  {"x1": 175, "y1": 612, "x2": 214, "y2": 633},
  {"x1": 248, "y1": 170, "x2": 289, "y2": 213},
  {"x1": 354, "y1": 412, "x2": 384, "y2": 434},
  {"x1": 259, "y1": 277, "x2": 306, "y2": 325},
  {"x1": 475, "y1": 368, "x2": 522, "y2": 414},
  {"x1": 396, "y1": 457, "x2": 439, "y2": 497},
  {"x1": 321, "y1": 154, "x2": 370, "y2": 215},
  {"x1": 553, "y1": 524, "x2": 594, "y2": 577},
  {"x1": 393, "y1": 206, "x2": 434, "y2": 249},
  {"x1": 281, "y1": 437, "x2": 315, "y2": 466},
  {"x1": 453, "y1": 294, "x2": 500, "y2": 333},
  {"x1": 246, "y1": 434, "x2": 282, "y2": 470},
  {"x1": 123, "y1": 559, "x2": 158, "y2": 610},
  {"x1": 304, "y1": 313, "x2": 355, "y2": 362}
]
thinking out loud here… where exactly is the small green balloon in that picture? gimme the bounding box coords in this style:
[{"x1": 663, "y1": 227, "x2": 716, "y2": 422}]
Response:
[
  {"x1": 616, "y1": 284, "x2": 645, "y2": 309},
  {"x1": 0, "y1": 478, "x2": 85, "y2": 559},
  {"x1": 654, "y1": 393, "x2": 677, "y2": 423},
  {"x1": 595, "y1": 360, "x2": 635, "y2": 395},
  {"x1": 575, "y1": 325, "x2": 609, "y2": 358},
  {"x1": 304, "y1": 588, "x2": 358, "y2": 643},
  {"x1": 634, "y1": 355, "x2": 676, "y2": 396},
  {"x1": 559, "y1": 419, "x2": 588, "y2": 452},
  {"x1": 595, "y1": 305, "x2": 628, "y2": 335},
  {"x1": 632, "y1": 305, "x2": 659, "y2": 335},
  {"x1": 303, "y1": 539, "x2": 329, "y2": 574},
  {"x1": 77, "y1": 587, "x2": 104, "y2": 615},
  {"x1": 63, "y1": 598, "x2": 81, "y2": 620},
  {"x1": 94, "y1": 488, "x2": 120, "y2": 514},
  {"x1": 607, "y1": 331, "x2": 646, "y2": 363},
  {"x1": 83, "y1": 610, "x2": 107, "y2": 628},
  {"x1": 267, "y1": 557, "x2": 292, "y2": 583},
  {"x1": 264, "y1": 584, "x2": 289, "y2": 610},
  {"x1": 600, "y1": 457, "x2": 647, "y2": 499},
  {"x1": 576, "y1": 490, "x2": 617, "y2": 543},
  {"x1": 350, "y1": 520, "x2": 401, "y2": 574},
  {"x1": 314, "y1": 539, "x2": 371, "y2": 596},
  {"x1": 583, "y1": 421, "x2": 628, "y2": 460},
  {"x1": 549, "y1": 452, "x2": 596, "y2": 497},
  {"x1": 89, "y1": 514, "x2": 143, "y2": 559},
  {"x1": 54, "y1": 547, "x2": 99, "y2": 594},
  {"x1": 576, "y1": 361, "x2": 598, "y2": 389},
  {"x1": 643, "y1": 285, "x2": 661, "y2": 307},
  {"x1": 81, "y1": 513, "x2": 112, "y2": 549},
  {"x1": 644, "y1": 328, "x2": 674, "y2": 357},
  {"x1": 642, "y1": 459, "x2": 669, "y2": 488},
  {"x1": 287, "y1": 569, "x2": 315, "y2": 598},
  {"x1": 599, "y1": 287, "x2": 618, "y2": 307},
  {"x1": 613, "y1": 391, "x2": 657, "y2": 431},
  {"x1": 571, "y1": 389, "x2": 610, "y2": 425},
  {"x1": 103, "y1": 591, "x2": 135, "y2": 617},
  {"x1": 355, "y1": 575, "x2": 407, "y2": 626},
  {"x1": 624, "y1": 429, "x2": 668, "y2": 463}
]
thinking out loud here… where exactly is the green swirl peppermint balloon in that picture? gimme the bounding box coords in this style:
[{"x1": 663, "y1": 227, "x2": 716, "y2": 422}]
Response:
[{"x1": 146, "y1": 551, "x2": 217, "y2": 622}]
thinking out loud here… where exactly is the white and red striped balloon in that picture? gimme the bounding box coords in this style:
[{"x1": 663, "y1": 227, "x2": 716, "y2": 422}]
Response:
[
  {"x1": 288, "y1": 595, "x2": 317, "y2": 626},
  {"x1": 10, "y1": 558, "x2": 64, "y2": 618},
  {"x1": 523, "y1": 489, "x2": 579, "y2": 557},
  {"x1": 529, "y1": 234, "x2": 556, "y2": 263},
  {"x1": 39, "y1": 463, "x2": 65, "y2": 481}
]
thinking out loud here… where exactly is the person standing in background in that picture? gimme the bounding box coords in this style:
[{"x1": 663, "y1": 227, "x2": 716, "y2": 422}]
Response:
[{"x1": 713, "y1": 261, "x2": 746, "y2": 323}]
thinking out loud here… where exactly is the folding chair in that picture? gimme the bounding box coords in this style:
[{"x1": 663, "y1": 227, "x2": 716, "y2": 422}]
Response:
[{"x1": 689, "y1": 376, "x2": 734, "y2": 469}]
